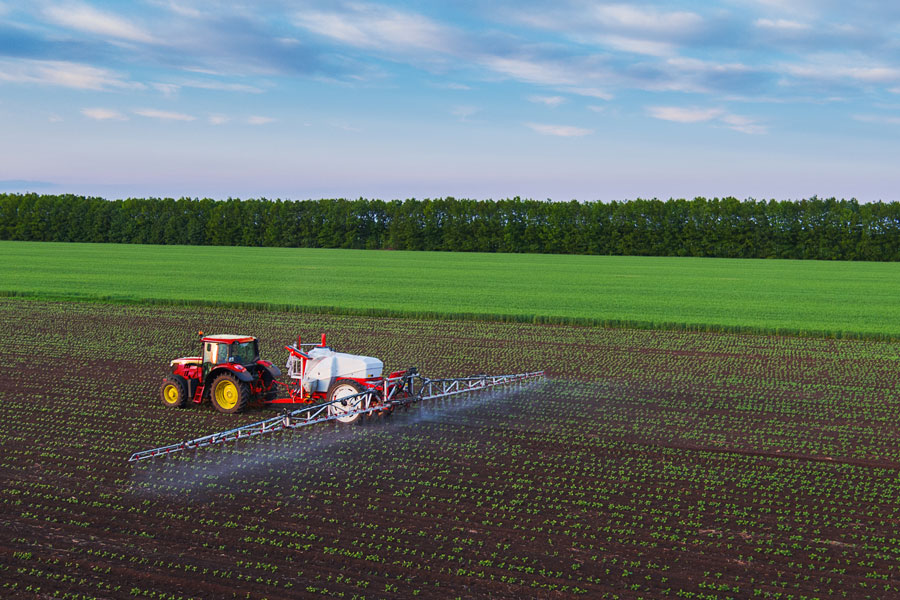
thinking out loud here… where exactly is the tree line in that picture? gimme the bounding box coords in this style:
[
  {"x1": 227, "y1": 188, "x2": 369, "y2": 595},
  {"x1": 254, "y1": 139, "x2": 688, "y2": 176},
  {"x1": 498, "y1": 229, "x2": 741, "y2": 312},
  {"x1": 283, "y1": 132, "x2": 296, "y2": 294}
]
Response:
[{"x1": 2, "y1": 193, "x2": 900, "y2": 260}]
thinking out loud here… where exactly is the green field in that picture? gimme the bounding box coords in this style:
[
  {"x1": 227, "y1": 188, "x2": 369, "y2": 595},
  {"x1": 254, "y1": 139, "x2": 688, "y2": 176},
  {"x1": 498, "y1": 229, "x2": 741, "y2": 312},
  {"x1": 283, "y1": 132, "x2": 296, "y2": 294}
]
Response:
[{"x1": 3, "y1": 240, "x2": 900, "y2": 337}]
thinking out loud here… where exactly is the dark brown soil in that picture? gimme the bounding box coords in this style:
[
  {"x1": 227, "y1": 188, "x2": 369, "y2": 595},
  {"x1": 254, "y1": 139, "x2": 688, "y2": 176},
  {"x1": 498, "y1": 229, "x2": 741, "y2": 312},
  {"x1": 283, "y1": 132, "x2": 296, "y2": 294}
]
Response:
[{"x1": 1, "y1": 299, "x2": 899, "y2": 599}]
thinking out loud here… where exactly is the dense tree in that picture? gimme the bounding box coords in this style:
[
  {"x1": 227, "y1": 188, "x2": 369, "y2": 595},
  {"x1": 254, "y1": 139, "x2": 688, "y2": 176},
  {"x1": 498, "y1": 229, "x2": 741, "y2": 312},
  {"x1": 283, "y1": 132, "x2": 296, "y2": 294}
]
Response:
[{"x1": 1, "y1": 193, "x2": 897, "y2": 261}]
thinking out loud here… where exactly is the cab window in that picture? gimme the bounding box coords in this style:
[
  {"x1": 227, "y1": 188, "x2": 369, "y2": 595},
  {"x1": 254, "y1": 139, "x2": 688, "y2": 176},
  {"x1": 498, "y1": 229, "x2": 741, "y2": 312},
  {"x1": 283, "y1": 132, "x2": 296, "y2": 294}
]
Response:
[
  {"x1": 231, "y1": 341, "x2": 257, "y2": 364},
  {"x1": 204, "y1": 342, "x2": 223, "y2": 364}
]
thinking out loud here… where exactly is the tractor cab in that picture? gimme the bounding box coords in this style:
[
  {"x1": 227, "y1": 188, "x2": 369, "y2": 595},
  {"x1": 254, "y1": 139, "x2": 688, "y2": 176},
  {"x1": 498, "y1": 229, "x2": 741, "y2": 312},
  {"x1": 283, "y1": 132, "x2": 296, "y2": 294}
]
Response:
[{"x1": 201, "y1": 334, "x2": 259, "y2": 377}]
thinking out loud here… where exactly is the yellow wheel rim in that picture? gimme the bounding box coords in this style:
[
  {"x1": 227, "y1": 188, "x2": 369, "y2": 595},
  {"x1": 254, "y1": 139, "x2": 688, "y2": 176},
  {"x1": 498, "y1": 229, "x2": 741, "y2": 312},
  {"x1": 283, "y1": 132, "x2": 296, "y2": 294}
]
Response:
[
  {"x1": 163, "y1": 384, "x2": 179, "y2": 405},
  {"x1": 215, "y1": 380, "x2": 238, "y2": 410}
]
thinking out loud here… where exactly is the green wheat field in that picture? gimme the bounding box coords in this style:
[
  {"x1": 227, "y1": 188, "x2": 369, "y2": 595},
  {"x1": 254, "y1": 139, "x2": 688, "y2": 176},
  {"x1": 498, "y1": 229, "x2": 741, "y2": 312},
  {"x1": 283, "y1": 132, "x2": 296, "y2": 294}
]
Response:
[{"x1": 3, "y1": 240, "x2": 899, "y2": 338}]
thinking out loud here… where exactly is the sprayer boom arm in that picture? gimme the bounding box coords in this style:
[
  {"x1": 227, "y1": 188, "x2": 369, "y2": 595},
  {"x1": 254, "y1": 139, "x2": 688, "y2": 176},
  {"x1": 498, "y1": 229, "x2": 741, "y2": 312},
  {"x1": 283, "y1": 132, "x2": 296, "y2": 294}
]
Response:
[{"x1": 128, "y1": 371, "x2": 544, "y2": 462}]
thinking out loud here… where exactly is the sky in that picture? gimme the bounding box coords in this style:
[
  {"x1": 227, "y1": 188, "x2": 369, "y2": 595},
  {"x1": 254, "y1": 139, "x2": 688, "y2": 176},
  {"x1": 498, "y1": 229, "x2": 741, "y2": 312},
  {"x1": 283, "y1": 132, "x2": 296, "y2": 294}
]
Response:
[{"x1": 1, "y1": 1, "x2": 900, "y2": 202}]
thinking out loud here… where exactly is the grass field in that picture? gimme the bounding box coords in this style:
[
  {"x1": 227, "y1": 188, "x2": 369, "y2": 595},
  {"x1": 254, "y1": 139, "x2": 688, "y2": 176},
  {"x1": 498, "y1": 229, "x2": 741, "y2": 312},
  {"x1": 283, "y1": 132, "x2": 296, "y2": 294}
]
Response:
[{"x1": 3, "y1": 240, "x2": 900, "y2": 337}]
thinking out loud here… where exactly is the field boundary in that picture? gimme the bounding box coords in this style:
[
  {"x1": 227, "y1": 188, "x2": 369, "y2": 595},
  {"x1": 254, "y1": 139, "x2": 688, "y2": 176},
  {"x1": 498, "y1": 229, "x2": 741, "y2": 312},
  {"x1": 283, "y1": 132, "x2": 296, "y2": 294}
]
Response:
[{"x1": 4, "y1": 289, "x2": 897, "y2": 342}]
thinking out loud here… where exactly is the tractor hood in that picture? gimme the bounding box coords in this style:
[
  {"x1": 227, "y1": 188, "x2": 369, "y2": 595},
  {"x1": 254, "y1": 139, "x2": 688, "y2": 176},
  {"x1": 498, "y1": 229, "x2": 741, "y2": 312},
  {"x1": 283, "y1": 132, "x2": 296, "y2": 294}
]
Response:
[
  {"x1": 171, "y1": 356, "x2": 201, "y2": 367},
  {"x1": 301, "y1": 347, "x2": 383, "y2": 393}
]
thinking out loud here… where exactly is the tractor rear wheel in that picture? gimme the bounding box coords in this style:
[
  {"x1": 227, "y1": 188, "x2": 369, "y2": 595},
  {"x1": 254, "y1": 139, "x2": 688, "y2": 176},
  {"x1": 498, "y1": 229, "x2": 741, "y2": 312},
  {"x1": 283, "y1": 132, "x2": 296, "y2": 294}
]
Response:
[
  {"x1": 160, "y1": 376, "x2": 188, "y2": 408},
  {"x1": 327, "y1": 379, "x2": 366, "y2": 424},
  {"x1": 262, "y1": 372, "x2": 279, "y2": 402},
  {"x1": 210, "y1": 373, "x2": 250, "y2": 414}
]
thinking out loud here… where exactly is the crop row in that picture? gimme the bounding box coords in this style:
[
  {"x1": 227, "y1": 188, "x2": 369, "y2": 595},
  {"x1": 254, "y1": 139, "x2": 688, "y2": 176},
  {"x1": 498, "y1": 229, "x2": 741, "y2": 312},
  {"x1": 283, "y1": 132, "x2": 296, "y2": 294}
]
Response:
[{"x1": 2, "y1": 298, "x2": 900, "y2": 598}]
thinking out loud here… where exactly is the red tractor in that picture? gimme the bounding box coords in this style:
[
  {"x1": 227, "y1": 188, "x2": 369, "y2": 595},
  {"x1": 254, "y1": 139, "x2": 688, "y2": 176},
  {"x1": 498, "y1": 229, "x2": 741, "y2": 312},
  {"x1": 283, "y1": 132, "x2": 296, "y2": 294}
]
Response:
[{"x1": 160, "y1": 332, "x2": 281, "y2": 413}]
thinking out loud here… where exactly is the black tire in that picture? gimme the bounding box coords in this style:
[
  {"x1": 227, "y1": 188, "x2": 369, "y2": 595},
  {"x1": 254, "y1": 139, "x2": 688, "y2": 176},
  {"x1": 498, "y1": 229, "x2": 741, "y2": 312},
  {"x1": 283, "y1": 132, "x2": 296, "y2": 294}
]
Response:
[
  {"x1": 210, "y1": 373, "x2": 250, "y2": 414},
  {"x1": 326, "y1": 379, "x2": 366, "y2": 424},
  {"x1": 160, "y1": 375, "x2": 188, "y2": 408},
  {"x1": 262, "y1": 372, "x2": 279, "y2": 402}
]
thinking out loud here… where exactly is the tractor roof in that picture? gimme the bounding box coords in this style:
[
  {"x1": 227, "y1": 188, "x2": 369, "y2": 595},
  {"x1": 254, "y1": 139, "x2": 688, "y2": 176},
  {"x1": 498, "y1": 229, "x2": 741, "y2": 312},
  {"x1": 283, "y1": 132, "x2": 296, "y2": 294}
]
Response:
[{"x1": 201, "y1": 334, "x2": 256, "y2": 344}]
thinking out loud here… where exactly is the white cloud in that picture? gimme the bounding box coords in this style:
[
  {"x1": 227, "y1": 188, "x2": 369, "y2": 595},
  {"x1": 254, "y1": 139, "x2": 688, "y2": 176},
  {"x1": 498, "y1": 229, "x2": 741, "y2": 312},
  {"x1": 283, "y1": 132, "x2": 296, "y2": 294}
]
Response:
[
  {"x1": 151, "y1": 80, "x2": 263, "y2": 95},
  {"x1": 148, "y1": 0, "x2": 203, "y2": 19},
  {"x1": 181, "y1": 66, "x2": 222, "y2": 76},
  {"x1": 183, "y1": 80, "x2": 264, "y2": 94},
  {"x1": 595, "y1": 35, "x2": 675, "y2": 57},
  {"x1": 842, "y1": 67, "x2": 900, "y2": 83},
  {"x1": 434, "y1": 81, "x2": 471, "y2": 90},
  {"x1": 294, "y1": 4, "x2": 456, "y2": 53},
  {"x1": 515, "y1": 4, "x2": 701, "y2": 57},
  {"x1": 590, "y1": 4, "x2": 703, "y2": 34},
  {"x1": 451, "y1": 105, "x2": 479, "y2": 121},
  {"x1": 82, "y1": 107, "x2": 127, "y2": 120},
  {"x1": 653, "y1": 57, "x2": 758, "y2": 94},
  {"x1": 648, "y1": 106, "x2": 723, "y2": 123},
  {"x1": 328, "y1": 120, "x2": 360, "y2": 132},
  {"x1": 134, "y1": 108, "x2": 195, "y2": 121},
  {"x1": 755, "y1": 18, "x2": 811, "y2": 31},
  {"x1": 742, "y1": 0, "x2": 818, "y2": 16},
  {"x1": 565, "y1": 87, "x2": 613, "y2": 100},
  {"x1": 667, "y1": 57, "x2": 754, "y2": 76},
  {"x1": 248, "y1": 116, "x2": 275, "y2": 125},
  {"x1": 0, "y1": 59, "x2": 141, "y2": 90},
  {"x1": 526, "y1": 122, "x2": 593, "y2": 137},
  {"x1": 782, "y1": 56, "x2": 900, "y2": 84},
  {"x1": 479, "y1": 56, "x2": 578, "y2": 86},
  {"x1": 529, "y1": 95, "x2": 565, "y2": 107},
  {"x1": 647, "y1": 106, "x2": 766, "y2": 134},
  {"x1": 719, "y1": 113, "x2": 768, "y2": 134},
  {"x1": 152, "y1": 82, "x2": 180, "y2": 96},
  {"x1": 42, "y1": 3, "x2": 155, "y2": 43},
  {"x1": 208, "y1": 114, "x2": 229, "y2": 125},
  {"x1": 793, "y1": 65, "x2": 900, "y2": 83},
  {"x1": 853, "y1": 114, "x2": 900, "y2": 126}
]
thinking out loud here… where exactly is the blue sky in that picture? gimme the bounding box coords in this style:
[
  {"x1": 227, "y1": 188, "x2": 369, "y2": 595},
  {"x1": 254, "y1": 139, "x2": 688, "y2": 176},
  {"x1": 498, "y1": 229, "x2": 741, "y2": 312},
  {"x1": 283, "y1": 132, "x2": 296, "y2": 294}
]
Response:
[{"x1": 1, "y1": 1, "x2": 899, "y2": 201}]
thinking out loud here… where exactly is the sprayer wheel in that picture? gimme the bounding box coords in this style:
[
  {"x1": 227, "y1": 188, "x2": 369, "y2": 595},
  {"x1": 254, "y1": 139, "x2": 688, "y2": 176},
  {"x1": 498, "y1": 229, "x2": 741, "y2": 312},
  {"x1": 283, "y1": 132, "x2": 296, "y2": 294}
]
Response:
[{"x1": 327, "y1": 379, "x2": 366, "y2": 424}]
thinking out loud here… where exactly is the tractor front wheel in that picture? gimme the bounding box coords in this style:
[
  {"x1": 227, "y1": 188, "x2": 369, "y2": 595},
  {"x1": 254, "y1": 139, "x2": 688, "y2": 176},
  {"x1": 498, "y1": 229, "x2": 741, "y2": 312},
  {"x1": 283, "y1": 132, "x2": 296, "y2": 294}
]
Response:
[
  {"x1": 327, "y1": 379, "x2": 366, "y2": 424},
  {"x1": 210, "y1": 373, "x2": 250, "y2": 414},
  {"x1": 160, "y1": 376, "x2": 188, "y2": 408}
]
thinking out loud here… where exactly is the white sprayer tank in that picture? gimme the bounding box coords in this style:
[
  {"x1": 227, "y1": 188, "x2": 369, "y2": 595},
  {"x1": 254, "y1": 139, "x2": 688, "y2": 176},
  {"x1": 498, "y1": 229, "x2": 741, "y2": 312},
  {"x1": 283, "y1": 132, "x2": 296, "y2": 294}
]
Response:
[{"x1": 301, "y1": 346, "x2": 383, "y2": 394}]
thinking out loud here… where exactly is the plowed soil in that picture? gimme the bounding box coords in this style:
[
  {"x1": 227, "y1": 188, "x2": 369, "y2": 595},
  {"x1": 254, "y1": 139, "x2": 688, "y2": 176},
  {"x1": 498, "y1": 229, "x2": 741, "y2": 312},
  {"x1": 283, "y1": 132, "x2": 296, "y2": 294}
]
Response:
[{"x1": 1, "y1": 299, "x2": 900, "y2": 599}]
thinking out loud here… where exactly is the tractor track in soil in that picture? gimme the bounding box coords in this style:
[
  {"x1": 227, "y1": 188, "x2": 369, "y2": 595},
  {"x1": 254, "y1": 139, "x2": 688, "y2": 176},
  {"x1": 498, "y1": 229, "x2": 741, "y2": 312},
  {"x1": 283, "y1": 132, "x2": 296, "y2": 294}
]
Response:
[{"x1": 2, "y1": 298, "x2": 900, "y2": 598}]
